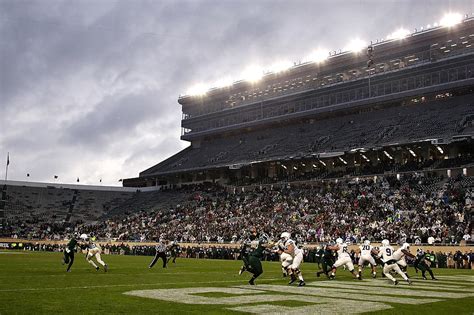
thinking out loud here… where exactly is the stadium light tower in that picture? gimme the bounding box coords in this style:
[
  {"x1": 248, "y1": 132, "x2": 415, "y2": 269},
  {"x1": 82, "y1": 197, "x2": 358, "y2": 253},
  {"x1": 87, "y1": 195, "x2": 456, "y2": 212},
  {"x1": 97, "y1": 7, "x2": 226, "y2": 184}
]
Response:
[
  {"x1": 440, "y1": 12, "x2": 463, "y2": 27},
  {"x1": 344, "y1": 38, "x2": 367, "y2": 53}
]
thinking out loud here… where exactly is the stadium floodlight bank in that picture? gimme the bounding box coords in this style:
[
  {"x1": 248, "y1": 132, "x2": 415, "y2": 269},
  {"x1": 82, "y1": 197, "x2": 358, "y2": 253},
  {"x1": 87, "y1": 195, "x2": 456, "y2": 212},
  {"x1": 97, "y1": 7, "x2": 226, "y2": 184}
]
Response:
[{"x1": 124, "y1": 18, "x2": 474, "y2": 188}]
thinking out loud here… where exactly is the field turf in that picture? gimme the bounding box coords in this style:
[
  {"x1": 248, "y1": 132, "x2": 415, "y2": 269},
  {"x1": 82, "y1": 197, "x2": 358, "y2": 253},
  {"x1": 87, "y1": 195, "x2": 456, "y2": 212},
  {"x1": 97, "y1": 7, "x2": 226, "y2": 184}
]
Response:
[{"x1": 0, "y1": 251, "x2": 473, "y2": 314}]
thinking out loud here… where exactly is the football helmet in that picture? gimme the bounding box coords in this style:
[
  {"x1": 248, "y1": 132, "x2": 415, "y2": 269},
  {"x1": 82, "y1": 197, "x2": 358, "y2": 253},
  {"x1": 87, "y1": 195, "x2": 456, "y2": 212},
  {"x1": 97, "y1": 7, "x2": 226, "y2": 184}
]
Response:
[
  {"x1": 364, "y1": 239, "x2": 371, "y2": 246},
  {"x1": 79, "y1": 233, "x2": 88, "y2": 240},
  {"x1": 381, "y1": 239, "x2": 390, "y2": 247},
  {"x1": 280, "y1": 232, "x2": 291, "y2": 241},
  {"x1": 402, "y1": 243, "x2": 410, "y2": 250},
  {"x1": 336, "y1": 238, "x2": 343, "y2": 245}
]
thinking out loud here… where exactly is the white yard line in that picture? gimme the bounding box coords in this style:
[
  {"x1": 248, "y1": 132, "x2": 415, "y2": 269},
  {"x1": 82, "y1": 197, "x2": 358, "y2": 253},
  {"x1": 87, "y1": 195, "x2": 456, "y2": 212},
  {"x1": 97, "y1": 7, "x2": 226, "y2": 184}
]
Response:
[{"x1": 0, "y1": 278, "x2": 283, "y2": 292}]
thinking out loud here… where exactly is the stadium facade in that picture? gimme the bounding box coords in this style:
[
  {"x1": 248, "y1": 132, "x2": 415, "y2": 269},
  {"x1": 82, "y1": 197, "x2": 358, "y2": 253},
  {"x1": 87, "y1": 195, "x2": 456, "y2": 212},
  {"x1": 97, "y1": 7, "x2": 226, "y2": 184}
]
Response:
[{"x1": 124, "y1": 18, "x2": 474, "y2": 188}]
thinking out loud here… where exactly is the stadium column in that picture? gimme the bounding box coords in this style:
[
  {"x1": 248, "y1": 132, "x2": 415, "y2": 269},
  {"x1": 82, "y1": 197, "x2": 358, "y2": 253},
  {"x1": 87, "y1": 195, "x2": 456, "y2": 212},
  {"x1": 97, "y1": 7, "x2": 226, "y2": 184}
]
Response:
[{"x1": 251, "y1": 165, "x2": 257, "y2": 179}]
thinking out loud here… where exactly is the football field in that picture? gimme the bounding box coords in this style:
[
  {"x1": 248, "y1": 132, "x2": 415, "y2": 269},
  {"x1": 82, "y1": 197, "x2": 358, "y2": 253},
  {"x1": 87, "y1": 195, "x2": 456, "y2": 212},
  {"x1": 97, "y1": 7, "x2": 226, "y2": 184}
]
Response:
[{"x1": 0, "y1": 251, "x2": 473, "y2": 314}]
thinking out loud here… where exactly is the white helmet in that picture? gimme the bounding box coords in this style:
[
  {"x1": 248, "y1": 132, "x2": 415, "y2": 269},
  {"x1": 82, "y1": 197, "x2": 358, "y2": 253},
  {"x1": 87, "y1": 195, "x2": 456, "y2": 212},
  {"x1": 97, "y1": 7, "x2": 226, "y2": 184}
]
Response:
[
  {"x1": 381, "y1": 239, "x2": 390, "y2": 247},
  {"x1": 364, "y1": 239, "x2": 371, "y2": 246},
  {"x1": 336, "y1": 238, "x2": 343, "y2": 245},
  {"x1": 79, "y1": 233, "x2": 88, "y2": 240},
  {"x1": 402, "y1": 243, "x2": 410, "y2": 250},
  {"x1": 280, "y1": 232, "x2": 291, "y2": 241}
]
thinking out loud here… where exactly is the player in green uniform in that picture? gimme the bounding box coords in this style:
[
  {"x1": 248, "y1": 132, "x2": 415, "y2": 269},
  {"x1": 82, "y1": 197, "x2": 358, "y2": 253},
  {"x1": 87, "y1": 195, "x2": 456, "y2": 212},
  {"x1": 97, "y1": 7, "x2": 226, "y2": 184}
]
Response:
[
  {"x1": 62, "y1": 235, "x2": 78, "y2": 272},
  {"x1": 414, "y1": 250, "x2": 438, "y2": 280},
  {"x1": 246, "y1": 234, "x2": 272, "y2": 285},
  {"x1": 166, "y1": 241, "x2": 180, "y2": 264},
  {"x1": 238, "y1": 228, "x2": 259, "y2": 275},
  {"x1": 316, "y1": 243, "x2": 336, "y2": 278}
]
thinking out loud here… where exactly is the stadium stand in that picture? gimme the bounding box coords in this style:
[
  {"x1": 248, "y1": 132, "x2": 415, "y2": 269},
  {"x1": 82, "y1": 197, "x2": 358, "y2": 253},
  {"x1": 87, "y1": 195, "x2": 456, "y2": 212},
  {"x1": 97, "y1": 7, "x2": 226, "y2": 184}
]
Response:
[{"x1": 2, "y1": 173, "x2": 472, "y2": 246}]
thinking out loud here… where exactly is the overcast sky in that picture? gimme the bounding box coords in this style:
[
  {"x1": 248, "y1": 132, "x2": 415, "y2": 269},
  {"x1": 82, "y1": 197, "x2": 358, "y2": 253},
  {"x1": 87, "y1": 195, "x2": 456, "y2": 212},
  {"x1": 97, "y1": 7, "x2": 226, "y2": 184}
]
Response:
[{"x1": 0, "y1": 0, "x2": 473, "y2": 186}]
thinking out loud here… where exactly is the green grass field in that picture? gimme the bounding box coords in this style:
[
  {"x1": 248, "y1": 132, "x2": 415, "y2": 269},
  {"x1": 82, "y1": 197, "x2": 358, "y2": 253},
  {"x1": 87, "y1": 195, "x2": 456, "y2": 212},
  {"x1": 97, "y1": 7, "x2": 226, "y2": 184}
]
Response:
[{"x1": 0, "y1": 251, "x2": 473, "y2": 314}]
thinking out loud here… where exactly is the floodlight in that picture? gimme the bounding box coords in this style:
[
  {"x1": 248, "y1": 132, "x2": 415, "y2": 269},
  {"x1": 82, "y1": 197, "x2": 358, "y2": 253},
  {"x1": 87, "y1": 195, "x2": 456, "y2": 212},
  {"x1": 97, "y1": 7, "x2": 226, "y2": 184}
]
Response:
[
  {"x1": 440, "y1": 12, "x2": 463, "y2": 27},
  {"x1": 242, "y1": 66, "x2": 264, "y2": 83},
  {"x1": 387, "y1": 28, "x2": 410, "y2": 40},
  {"x1": 269, "y1": 60, "x2": 293, "y2": 73},
  {"x1": 338, "y1": 157, "x2": 348, "y2": 165},
  {"x1": 186, "y1": 83, "x2": 208, "y2": 96},
  {"x1": 213, "y1": 77, "x2": 233, "y2": 89},
  {"x1": 344, "y1": 38, "x2": 367, "y2": 53},
  {"x1": 305, "y1": 49, "x2": 329, "y2": 63},
  {"x1": 383, "y1": 150, "x2": 393, "y2": 160}
]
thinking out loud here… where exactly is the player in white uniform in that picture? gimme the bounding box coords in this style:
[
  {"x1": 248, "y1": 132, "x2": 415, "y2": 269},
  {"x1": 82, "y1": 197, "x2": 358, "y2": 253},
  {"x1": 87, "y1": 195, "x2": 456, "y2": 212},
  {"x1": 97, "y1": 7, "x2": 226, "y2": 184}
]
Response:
[
  {"x1": 393, "y1": 243, "x2": 415, "y2": 278},
  {"x1": 328, "y1": 238, "x2": 361, "y2": 280},
  {"x1": 377, "y1": 239, "x2": 411, "y2": 285},
  {"x1": 80, "y1": 234, "x2": 108, "y2": 272},
  {"x1": 281, "y1": 232, "x2": 305, "y2": 287},
  {"x1": 275, "y1": 238, "x2": 293, "y2": 277},
  {"x1": 358, "y1": 240, "x2": 377, "y2": 278}
]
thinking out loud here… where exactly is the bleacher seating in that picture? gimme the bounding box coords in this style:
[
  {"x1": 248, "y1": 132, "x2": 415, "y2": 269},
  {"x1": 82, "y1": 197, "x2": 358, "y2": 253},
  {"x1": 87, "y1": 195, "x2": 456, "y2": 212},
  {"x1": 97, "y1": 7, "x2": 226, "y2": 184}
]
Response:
[{"x1": 144, "y1": 95, "x2": 473, "y2": 176}]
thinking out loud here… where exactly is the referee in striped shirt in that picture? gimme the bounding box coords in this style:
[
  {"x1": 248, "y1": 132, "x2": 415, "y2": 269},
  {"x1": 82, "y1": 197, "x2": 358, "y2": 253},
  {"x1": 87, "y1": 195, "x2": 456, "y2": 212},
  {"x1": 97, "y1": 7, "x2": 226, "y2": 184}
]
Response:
[{"x1": 149, "y1": 238, "x2": 168, "y2": 269}]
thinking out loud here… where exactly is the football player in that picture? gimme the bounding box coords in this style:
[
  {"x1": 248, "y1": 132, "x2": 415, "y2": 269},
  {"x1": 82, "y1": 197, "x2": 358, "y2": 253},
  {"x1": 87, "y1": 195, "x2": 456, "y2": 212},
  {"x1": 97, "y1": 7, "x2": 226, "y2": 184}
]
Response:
[
  {"x1": 80, "y1": 234, "x2": 108, "y2": 272},
  {"x1": 328, "y1": 238, "x2": 361, "y2": 280},
  {"x1": 316, "y1": 242, "x2": 336, "y2": 278},
  {"x1": 414, "y1": 249, "x2": 438, "y2": 280},
  {"x1": 281, "y1": 232, "x2": 305, "y2": 287},
  {"x1": 275, "y1": 236, "x2": 293, "y2": 277},
  {"x1": 167, "y1": 241, "x2": 180, "y2": 264},
  {"x1": 357, "y1": 240, "x2": 377, "y2": 278},
  {"x1": 245, "y1": 233, "x2": 272, "y2": 285},
  {"x1": 393, "y1": 243, "x2": 415, "y2": 278},
  {"x1": 377, "y1": 239, "x2": 411, "y2": 285},
  {"x1": 62, "y1": 234, "x2": 78, "y2": 272}
]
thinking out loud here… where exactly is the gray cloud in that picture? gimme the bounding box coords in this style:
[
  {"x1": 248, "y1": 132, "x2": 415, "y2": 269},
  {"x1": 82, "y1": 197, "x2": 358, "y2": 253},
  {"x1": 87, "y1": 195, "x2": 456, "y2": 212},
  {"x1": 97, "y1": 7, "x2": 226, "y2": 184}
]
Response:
[{"x1": 1, "y1": 0, "x2": 473, "y2": 185}]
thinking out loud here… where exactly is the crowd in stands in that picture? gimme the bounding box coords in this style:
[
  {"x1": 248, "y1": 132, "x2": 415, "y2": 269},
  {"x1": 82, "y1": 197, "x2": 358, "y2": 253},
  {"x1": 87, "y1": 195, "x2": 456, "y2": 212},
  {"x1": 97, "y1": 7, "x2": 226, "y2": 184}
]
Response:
[{"x1": 3, "y1": 173, "x2": 472, "y2": 247}]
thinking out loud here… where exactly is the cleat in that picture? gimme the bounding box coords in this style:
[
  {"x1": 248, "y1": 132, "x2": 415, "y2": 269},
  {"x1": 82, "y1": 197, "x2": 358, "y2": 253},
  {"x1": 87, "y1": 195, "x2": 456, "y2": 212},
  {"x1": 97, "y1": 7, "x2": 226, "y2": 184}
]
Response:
[
  {"x1": 316, "y1": 272, "x2": 321, "y2": 278},
  {"x1": 249, "y1": 279, "x2": 255, "y2": 285},
  {"x1": 432, "y1": 277, "x2": 438, "y2": 280},
  {"x1": 298, "y1": 281, "x2": 306, "y2": 287},
  {"x1": 372, "y1": 273, "x2": 376, "y2": 279},
  {"x1": 394, "y1": 280, "x2": 399, "y2": 285},
  {"x1": 422, "y1": 276, "x2": 428, "y2": 280},
  {"x1": 329, "y1": 274, "x2": 335, "y2": 280},
  {"x1": 239, "y1": 266, "x2": 246, "y2": 275},
  {"x1": 288, "y1": 275, "x2": 297, "y2": 285},
  {"x1": 95, "y1": 267, "x2": 99, "y2": 271},
  {"x1": 282, "y1": 273, "x2": 287, "y2": 277},
  {"x1": 406, "y1": 279, "x2": 412, "y2": 285},
  {"x1": 358, "y1": 276, "x2": 363, "y2": 280},
  {"x1": 104, "y1": 264, "x2": 108, "y2": 272}
]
